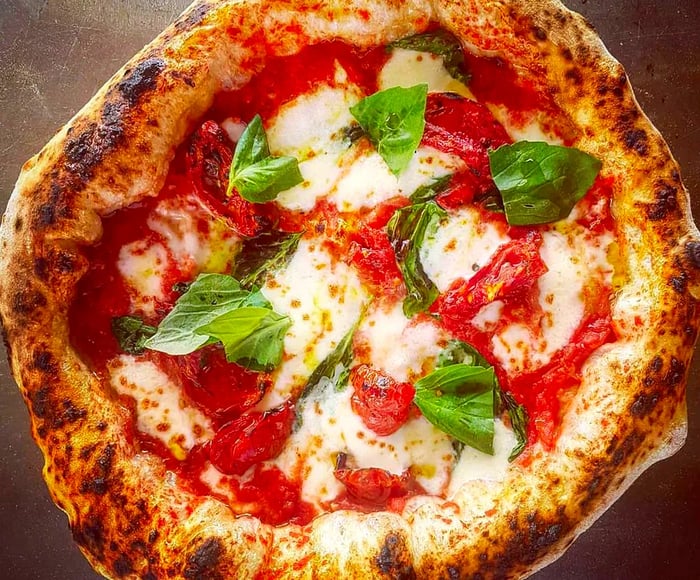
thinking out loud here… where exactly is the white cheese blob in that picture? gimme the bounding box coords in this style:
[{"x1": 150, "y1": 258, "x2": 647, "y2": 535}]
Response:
[
  {"x1": 118, "y1": 240, "x2": 169, "y2": 315},
  {"x1": 109, "y1": 355, "x2": 213, "y2": 460},
  {"x1": 261, "y1": 239, "x2": 367, "y2": 406},
  {"x1": 273, "y1": 381, "x2": 455, "y2": 506}
]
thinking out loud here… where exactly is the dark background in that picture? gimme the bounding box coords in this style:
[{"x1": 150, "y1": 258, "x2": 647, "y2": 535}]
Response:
[{"x1": 1, "y1": 1, "x2": 699, "y2": 578}]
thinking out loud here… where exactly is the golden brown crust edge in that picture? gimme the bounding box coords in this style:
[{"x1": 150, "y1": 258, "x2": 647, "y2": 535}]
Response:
[{"x1": 0, "y1": 0, "x2": 698, "y2": 578}]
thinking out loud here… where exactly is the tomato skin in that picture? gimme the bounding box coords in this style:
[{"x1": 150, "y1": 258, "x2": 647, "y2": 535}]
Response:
[
  {"x1": 171, "y1": 347, "x2": 270, "y2": 425},
  {"x1": 350, "y1": 365, "x2": 415, "y2": 436},
  {"x1": 185, "y1": 120, "x2": 275, "y2": 238},
  {"x1": 209, "y1": 401, "x2": 294, "y2": 475},
  {"x1": 432, "y1": 231, "x2": 547, "y2": 335},
  {"x1": 422, "y1": 93, "x2": 511, "y2": 208},
  {"x1": 333, "y1": 464, "x2": 424, "y2": 510},
  {"x1": 347, "y1": 225, "x2": 404, "y2": 298}
]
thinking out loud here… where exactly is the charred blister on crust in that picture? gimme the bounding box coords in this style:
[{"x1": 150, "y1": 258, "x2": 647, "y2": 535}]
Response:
[
  {"x1": 375, "y1": 533, "x2": 415, "y2": 579},
  {"x1": 645, "y1": 180, "x2": 680, "y2": 221},
  {"x1": 684, "y1": 241, "x2": 700, "y2": 269},
  {"x1": 80, "y1": 443, "x2": 116, "y2": 496},
  {"x1": 11, "y1": 287, "x2": 47, "y2": 316},
  {"x1": 112, "y1": 554, "x2": 134, "y2": 577},
  {"x1": 72, "y1": 517, "x2": 107, "y2": 558},
  {"x1": 182, "y1": 537, "x2": 224, "y2": 580},
  {"x1": 117, "y1": 58, "x2": 166, "y2": 106}
]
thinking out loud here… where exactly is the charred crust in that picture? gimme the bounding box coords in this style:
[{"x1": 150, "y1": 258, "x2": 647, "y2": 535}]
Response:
[
  {"x1": 664, "y1": 357, "x2": 686, "y2": 388},
  {"x1": 64, "y1": 101, "x2": 126, "y2": 183},
  {"x1": 446, "y1": 565, "x2": 461, "y2": 579},
  {"x1": 622, "y1": 128, "x2": 649, "y2": 156},
  {"x1": 30, "y1": 386, "x2": 50, "y2": 419},
  {"x1": 81, "y1": 443, "x2": 116, "y2": 496},
  {"x1": 12, "y1": 288, "x2": 47, "y2": 316},
  {"x1": 13, "y1": 217, "x2": 23, "y2": 232},
  {"x1": 684, "y1": 241, "x2": 700, "y2": 269},
  {"x1": 375, "y1": 533, "x2": 415, "y2": 579},
  {"x1": 183, "y1": 538, "x2": 224, "y2": 580},
  {"x1": 646, "y1": 180, "x2": 679, "y2": 221},
  {"x1": 560, "y1": 47, "x2": 573, "y2": 61},
  {"x1": 148, "y1": 530, "x2": 159, "y2": 544},
  {"x1": 532, "y1": 26, "x2": 547, "y2": 41},
  {"x1": 72, "y1": 518, "x2": 106, "y2": 558},
  {"x1": 32, "y1": 349, "x2": 56, "y2": 373},
  {"x1": 174, "y1": 3, "x2": 211, "y2": 33},
  {"x1": 117, "y1": 58, "x2": 165, "y2": 105},
  {"x1": 669, "y1": 271, "x2": 688, "y2": 294},
  {"x1": 630, "y1": 392, "x2": 660, "y2": 417},
  {"x1": 56, "y1": 399, "x2": 87, "y2": 427},
  {"x1": 113, "y1": 555, "x2": 134, "y2": 577},
  {"x1": 564, "y1": 67, "x2": 583, "y2": 85}
]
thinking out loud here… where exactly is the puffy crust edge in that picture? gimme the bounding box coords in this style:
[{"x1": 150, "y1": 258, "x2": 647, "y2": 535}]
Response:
[{"x1": 0, "y1": 0, "x2": 698, "y2": 578}]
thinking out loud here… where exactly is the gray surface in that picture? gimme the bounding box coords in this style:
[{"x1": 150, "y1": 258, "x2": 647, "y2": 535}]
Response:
[{"x1": 0, "y1": 1, "x2": 699, "y2": 578}]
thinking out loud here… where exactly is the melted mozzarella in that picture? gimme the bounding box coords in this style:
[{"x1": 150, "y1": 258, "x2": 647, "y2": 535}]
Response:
[
  {"x1": 421, "y1": 206, "x2": 511, "y2": 291},
  {"x1": 118, "y1": 240, "x2": 168, "y2": 315},
  {"x1": 261, "y1": 239, "x2": 367, "y2": 406},
  {"x1": 109, "y1": 355, "x2": 212, "y2": 459},
  {"x1": 378, "y1": 48, "x2": 474, "y2": 99},
  {"x1": 358, "y1": 302, "x2": 446, "y2": 382},
  {"x1": 273, "y1": 381, "x2": 455, "y2": 506}
]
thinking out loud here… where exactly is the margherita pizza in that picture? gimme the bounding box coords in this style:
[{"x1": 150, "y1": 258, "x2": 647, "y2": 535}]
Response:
[{"x1": 1, "y1": 0, "x2": 699, "y2": 578}]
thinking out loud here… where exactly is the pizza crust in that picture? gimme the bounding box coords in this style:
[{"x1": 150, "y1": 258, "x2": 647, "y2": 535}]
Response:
[{"x1": 1, "y1": 0, "x2": 698, "y2": 578}]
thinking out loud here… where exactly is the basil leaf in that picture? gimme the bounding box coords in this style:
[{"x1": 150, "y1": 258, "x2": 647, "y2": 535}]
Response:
[
  {"x1": 414, "y1": 363, "x2": 496, "y2": 455},
  {"x1": 233, "y1": 231, "x2": 303, "y2": 290},
  {"x1": 388, "y1": 30, "x2": 470, "y2": 85},
  {"x1": 437, "y1": 339, "x2": 489, "y2": 368},
  {"x1": 144, "y1": 274, "x2": 271, "y2": 355},
  {"x1": 387, "y1": 201, "x2": 445, "y2": 317},
  {"x1": 228, "y1": 114, "x2": 304, "y2": 202},
  {"x1": 111, "y1": 316, "x2": 157, "y2": 355},
  {"x1": 488, "y1": 141, "x2": 602, "y2": 225},
  {"x1": 500, "y1": 390, "x2": 528, "y2": 461},
  {"x1": 350, "y1": 84, "x2": 428, "y2": 175},
  {"x1": 300, "y1": 323, "x2": 357, "y2": 400},
  {"x1": 409, "y1": 174, "x2": 453, "y2": 204},
  {"x1": 198, "y1": 307, "x2": 291, "y2": 371}
]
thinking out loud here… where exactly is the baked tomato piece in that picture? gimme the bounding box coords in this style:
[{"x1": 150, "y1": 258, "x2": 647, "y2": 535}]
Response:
[
  {"x1": 176, "y1": 347, "x2": 270, "y2": 425},
  {"x1": 209, "y1": 400, "x2": 295, "y2": 475},
  {"x1": 350, "y1": 364, "x2": 415, "y2": 436},
  {"x1": 422, "y1": 92, "x2": 511, "y2": 208},
  {"x1": 347, "y1": 225, "x2": 404, "y2": 298},
  {"x1": 185, "y1": 120, "x2": 275, "y2": 237}
]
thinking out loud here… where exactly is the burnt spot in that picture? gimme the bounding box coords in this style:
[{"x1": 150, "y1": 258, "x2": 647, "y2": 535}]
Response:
[
  {"x1": 64, "y1": 103, "x2": 126, "y2": 182},
  {"x1": 117, "y1": 58, "x2": 166, "y2": 106},
  {"x1": 561, "y1": 47, "x2": 573, "y2": 61},
  {"x1": 143, "y1": 572, "x2": 158, "y2": 580},
  {"x1": 14, "y1": 217, "x2": 23, "y2": 232},
  {"x1": 113, "y1": 555, "x2": 134, "y2": 577},
  {"x1": 670, "y1": 271, "x2": 688, "y2": 294},
  {"x1": 55, "y1": 399, "x2": 87, "y2": 428},
  {"x1": 630, "y1": 392, "x2": 660, "y2": 417},
  {"x1": 564, "y1": 67, "x2": 583, "y2": 85},
  {"x1": 532, "y1": 26, "x2": 547, "y2": 41},
  {"x1": 30, "y1": 386, "x2": 50, "y2": 419},
  {"x1": 148, "y1": 530, "x2": 159, "y2": 544},
  {"x1": 33, "y1": 257, "x2": 49, "y2": 280},
  {"x1": 12, "y1": 288, "x2": 47, "y2": 316},
  {"x1": 685, "y1": 241, "x2": 700, "y2": 269},
  {"x1": 623, "y1": 128, "x2": 649, "y2": 156},
  {"x1": 174, "y1": 3, "x2": 211, "y2": 33},
  {"x1": 171, "y1": 69, "x2": 196, "y2": 88},
  {"x1": 32, "y1": 350, "x2": 56, "y2": 373},
  {"x1": 447, "y1": 565, "x2": 461, "y2": 579},
  {"x1": 609, "y1": 432, "x2": 643, "y2": 466},
  {"x1": 72, "y1": 518, "x2": 106, "y2": 557},
  {"x1": 183, "y1": 538, "x2": 224, "y2": 580},
  {"x1": 80, "y1": 444, "x2": 97, "y2": 460},
  {"x1": 646, "y1": 181, "x2": 679, "y2": 221},
  {"x1": 81, "y1": 443, "x2": 116, "y2": 496},
  {"x1": 664, "y1": 357, "x2": 685, "y2": 388},
  {"x1": 375, "y1": 533, "x2": 415, "y2": 579}
]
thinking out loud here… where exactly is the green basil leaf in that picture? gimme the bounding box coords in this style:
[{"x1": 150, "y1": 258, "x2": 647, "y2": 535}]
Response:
[
  {"x1": 388, "y1": 30, "x2": 470, "y2": 85},
  {"x1": 500, "y1": 390, "x2": 528, "y2": 461},
  {"x1": 198, "y1": 307, "x2": 291, "y2": 371},
  {"x1": 488, "y1": 141, "x2": 602, "y2": 225},
  {"x1": 437, "y1": 339, "x2": 489, "y2": 368},
  {"x1": 409, "y1": 174, "x2": 453, "y2": 204},
  {"x1": 300, "y1": 323, "x2": 357, "y2": 401},
  {"x1": 228, "y1": 114, "x2": 303, "y2": 202},
  {"x1": 144, "y1": 273, "x2": 270, "y2": 356},
  {"x1": 414, "y1": 363, "x2": 496, "y2": 455},
  {"x1": 233, "y1": 231, "x2": 303, "y2": 290},
  {"x1": 350, "y1": 84, "x2": 428, "y2": 175},
  {"x1": 387, "y1": 201, "x2": 445, "y2": 317},
  {"x1": 111, "y1": 316, "x2": 157, "y2": 355}
]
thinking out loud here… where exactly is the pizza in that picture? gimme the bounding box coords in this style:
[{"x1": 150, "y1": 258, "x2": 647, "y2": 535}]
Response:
[{"x1": 1, "y1": 0, "x2": 698, "y2": 578}]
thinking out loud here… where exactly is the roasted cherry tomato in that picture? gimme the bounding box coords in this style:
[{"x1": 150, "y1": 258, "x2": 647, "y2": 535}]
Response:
[
  {"x1": 175, "y1": 347, "x2": 269, "y2": 425},
  {"x1": 185, "y1": 120, "x2": 274, "y2": 237},
  {"x1": 347, "y1": 225, "x2": 404, "y2": 298},
  {"x1": 433, "y1": 231, "x2": 547, "y2": 335},
  {"x1": 350, "y1": 365, "x2": 415, "y2": 436},
  {"x1": 422, "y1": 93, "x2": 511, "y2": 208},
  {"x1": 209, "y1": 400, "x2": 294, "y2": 475}
]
